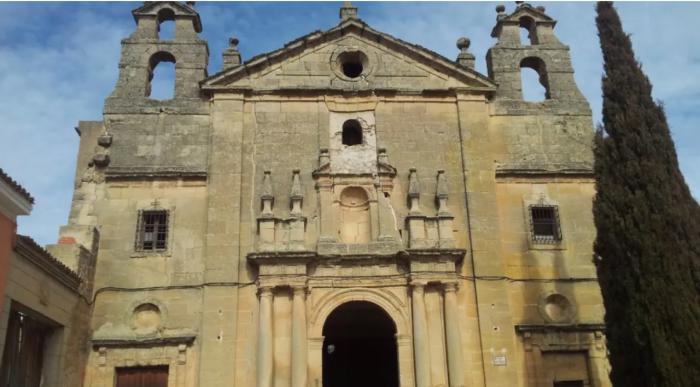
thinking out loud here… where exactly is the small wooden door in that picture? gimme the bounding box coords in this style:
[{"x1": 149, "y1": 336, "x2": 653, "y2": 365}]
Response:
[
  {"x1": 0, "y1": 309, "x2": 50, "y2": 387},
  {"x1": 116, "y1": 366, "x2": 168, "y2": 387}
]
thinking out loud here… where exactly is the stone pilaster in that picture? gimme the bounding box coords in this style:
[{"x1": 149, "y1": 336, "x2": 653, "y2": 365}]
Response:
[
  {"x1": 443, "y1": 282, "x2": 465, "y2": 387},
  {"x1": 257, "y1": 286, "x2": 274, "y2": 387},
  {"x1": 411, "y1": 283, "x2": 431, "y2": 387},
  {"x1": 291, "y1": 286, "x2": 308, "y2": 387}
]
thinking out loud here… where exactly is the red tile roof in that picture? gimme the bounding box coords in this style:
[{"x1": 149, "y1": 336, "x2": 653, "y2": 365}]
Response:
[{"x1": 0, "y1": 168, "x2": 35, "y2": 204}]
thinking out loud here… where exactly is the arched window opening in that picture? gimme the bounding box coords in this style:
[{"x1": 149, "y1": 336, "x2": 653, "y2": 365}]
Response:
[
  {"x1": 339, "y1": 187, "x2": 370, "y2": 244},
  {"x1": 519, "y1": 16, "x2": 538, "y2": 45},
  {"x1": 157, "y1": 8, "x2": 176, "y2": 40},
  {"x1": 520, "y1": 57, "x2": 550, "y2": 101},
  {"x1": 342, "y1": 119, "x2": 363, "y2": 146},
  {"x1": 147, "y1": 52, "x2": 176, "y2": 100},
  {"x1": 322, "y1": 301, "x2": 398, "y2": 387}
]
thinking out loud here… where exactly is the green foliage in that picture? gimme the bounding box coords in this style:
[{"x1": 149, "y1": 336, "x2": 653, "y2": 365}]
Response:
[{"x1": 593, "y1": 2, "x2": 700, "y2": 386}]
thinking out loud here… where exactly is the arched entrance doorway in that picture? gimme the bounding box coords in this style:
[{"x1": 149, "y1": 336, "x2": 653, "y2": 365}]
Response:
[{"x1": 322, "y1": 301, "x2": 399, "y2": 387}]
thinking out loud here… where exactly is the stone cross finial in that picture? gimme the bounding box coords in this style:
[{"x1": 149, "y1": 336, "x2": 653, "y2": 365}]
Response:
[
  {"x1": 436, "y1": 170, "x2": 450, "y2": 215},
  {"x1": 222, "y1": 36, "x2": 242, "y2": 70},
  {"x1": 408, "y1": 168, "x2": 422, "y2": 215},
  {"x1": 456, "y1": 37, "x2": 475, "y2": 69},
  {"x1": 290, "y1": 169, "x2": 304, "y2": 216},
  {"x1": 261, "y1": 170, "x2": 274, "y2": 217},
  {"x1": 339, "y1": 1, "x2": 358, "y2": 20}
]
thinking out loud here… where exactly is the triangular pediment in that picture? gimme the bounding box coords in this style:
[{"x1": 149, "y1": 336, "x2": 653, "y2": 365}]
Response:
[
  {"x1": 202, "y1": 19, "x2": 496, "y2": 93},
  {"x1": 132, "y1": 1, "x2": 202, "y2": 32},
  {"x1": 505, "y1": 4, "x2": 554, "y2": 23}
]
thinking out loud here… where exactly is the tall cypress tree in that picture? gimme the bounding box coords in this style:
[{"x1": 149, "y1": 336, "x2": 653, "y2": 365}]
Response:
[{"x1": 593, "y1": 2, "x2": 700, "y2": 386}]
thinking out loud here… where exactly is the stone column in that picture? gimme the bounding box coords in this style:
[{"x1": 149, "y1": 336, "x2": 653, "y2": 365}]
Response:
[
  {"x1": 291, "y1": 286, "x2": 308, "y2": 387},
  {"x1": 257, "y1": 286, "x2": 274, "y2": 387},
  {"x1": 412, "y1": 283, "x2": 431, "y2": 387},
  {"x1": 443, "y1": 282, "x2": 465, "y2": 387}
]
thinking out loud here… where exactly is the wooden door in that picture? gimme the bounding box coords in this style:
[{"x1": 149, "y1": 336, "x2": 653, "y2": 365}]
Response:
[
  {"x1": 0, "y1": 309, "x2": 50, "y2": 387},
  {"x1": 116, "y1": 366, "x2": 168, "y2": 387}
]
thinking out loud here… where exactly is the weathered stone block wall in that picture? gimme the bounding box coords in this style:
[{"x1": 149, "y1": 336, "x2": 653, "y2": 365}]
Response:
[
  {"x1": 495, "y1": 180, "x2": 598, "y2": 279},
  {"x1": 489, "y1": 114, "x2": 594, "y2": 171},
  {"x1": 103, "y1": 113, "x2": 210, "y2": 176},
  {"x1": 92, "y1": 181, "x2": 207, "y2": 290},
  {"x1": 375, "y1": 98, "x2": 470, "y2": 249}
]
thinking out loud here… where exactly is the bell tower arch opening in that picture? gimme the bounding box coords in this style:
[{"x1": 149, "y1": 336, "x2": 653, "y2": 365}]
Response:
[{"x1": 322, "y1": 301, "x2": 399, "y2": 387}]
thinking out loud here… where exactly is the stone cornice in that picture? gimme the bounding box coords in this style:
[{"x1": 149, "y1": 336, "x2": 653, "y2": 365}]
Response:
[
  {"x1": 514, "y1": 323, "x2": 606, "y2": 333},
  {"x1": 402, "y1": 248, "x2": 466, "y2": 261},
  {"x1": 495, "y1": 168, "x2": 594, "y2": 179},
  {"x1": 105, "y1": 167, "x2": 207, "y2": 181},
  {"x1": 248, "y1": 248, "x2": 468, "y2": 264},
  {"x1": 92, "y1": 333, "x2": 197, "y2": 348},
  {"x1": 247, "y1": 251, "x2": 317, "y2": 264},
  {"x1": 14, "y1": 235, "x2": 81, "y2": 293}
]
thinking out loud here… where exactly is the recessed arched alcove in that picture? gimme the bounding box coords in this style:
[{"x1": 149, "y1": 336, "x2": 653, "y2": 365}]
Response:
[
  {"x1": 338, "y1": 186, "x2": 371, "y2": 244},
  {"x1": 322, "y1": 301, "x2": 399, "y2": 387}
]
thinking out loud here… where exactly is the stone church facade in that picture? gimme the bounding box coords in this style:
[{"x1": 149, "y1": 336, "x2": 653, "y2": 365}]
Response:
[{"x1": 48, "y1": 2, "x2": 611, "y2": 386}]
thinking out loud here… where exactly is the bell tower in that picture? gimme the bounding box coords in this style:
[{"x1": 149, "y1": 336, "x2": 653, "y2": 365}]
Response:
[
  {"x1": 106, "y1": 1, "x2": 208, "y2": 105},
  {"x1": 486, "y1": 2, "x2": 587, "y2": 108}
]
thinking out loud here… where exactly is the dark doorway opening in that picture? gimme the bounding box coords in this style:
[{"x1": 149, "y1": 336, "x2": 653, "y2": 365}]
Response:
[
  {"x1": 322, "y1": 301, "x2": 398, "y2": 387},
  {"x1": 0, "y1": 306, "x2": 53, "y2": 387}
]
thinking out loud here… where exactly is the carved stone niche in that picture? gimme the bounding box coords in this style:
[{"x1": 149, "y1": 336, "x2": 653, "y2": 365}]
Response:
[{"x1": 313, "y1": 148, "x2": 402, "y2": 256}]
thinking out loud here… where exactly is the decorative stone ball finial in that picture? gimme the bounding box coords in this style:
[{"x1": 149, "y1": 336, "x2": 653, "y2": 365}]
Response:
[
  {"x1": 456, "y1": 37, "x2": 475, "y2": 69},
  {"x1": 456, "y1": 37, "x2": 471, "y2": 52},
  {"x1": 222, "y1": 36, "x2": 242, "y2": 70},
  {"x1": 515, "y1": 1, "x2": 524, "y2": 6},
  {"x1": 229, "y1": 36, "x2": 239, "y2": 49},
  {"x1": 496, "y1": 4, "x2": 506, "y2": 13},
  {"x1": 536, "y1": 6, "x2": 546, "y2": 12}
]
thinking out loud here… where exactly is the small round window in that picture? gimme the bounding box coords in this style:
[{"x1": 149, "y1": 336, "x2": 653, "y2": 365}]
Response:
[{"x1": 336, "y1": 51, "x2": 369, "y2": 79}]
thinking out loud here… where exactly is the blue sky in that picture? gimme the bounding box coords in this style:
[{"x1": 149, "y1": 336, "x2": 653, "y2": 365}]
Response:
[{"x1": 0, "y1": 2, "x2": 698, "y2": 245}]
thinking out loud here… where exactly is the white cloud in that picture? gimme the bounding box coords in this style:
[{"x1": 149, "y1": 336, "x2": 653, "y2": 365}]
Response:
[{"x1": 0, "y1": 4, "x2": 129, "y2": 244}]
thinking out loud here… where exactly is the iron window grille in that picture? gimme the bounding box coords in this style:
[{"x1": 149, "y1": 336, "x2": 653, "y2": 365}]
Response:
[
  {"x1": 135, "y1": 210, "x2": 169, "y2": 251},
  {"x1": 529, "y1": 205, "x2": 562, "y2": 243}
]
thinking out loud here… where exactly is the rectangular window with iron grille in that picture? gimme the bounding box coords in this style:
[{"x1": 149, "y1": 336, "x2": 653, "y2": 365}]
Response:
[
  {"x1": 135, "y1": 210, "x2": 169, "y2": 251},
  {"x1": 529, "y1": 205, "x2": 561, "y2": 243}
]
